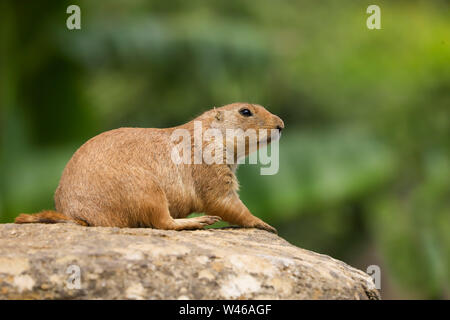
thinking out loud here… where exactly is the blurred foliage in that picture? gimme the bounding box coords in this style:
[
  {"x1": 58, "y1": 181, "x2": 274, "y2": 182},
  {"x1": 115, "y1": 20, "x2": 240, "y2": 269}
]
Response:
[{"x1": 0, "y1": 0, "x2": 449, "y2": 299}]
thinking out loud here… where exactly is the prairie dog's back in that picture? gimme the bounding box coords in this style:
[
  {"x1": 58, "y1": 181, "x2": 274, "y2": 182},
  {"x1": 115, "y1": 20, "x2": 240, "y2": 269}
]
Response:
[{"x1": 58, "y1": 127, "x2": 172, "y2": 184}]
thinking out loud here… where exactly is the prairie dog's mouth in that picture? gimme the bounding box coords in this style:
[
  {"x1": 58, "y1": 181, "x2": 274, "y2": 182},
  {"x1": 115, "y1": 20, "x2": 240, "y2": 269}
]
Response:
[{"x1": 257, "y1": 128, "x2": 281, "y2": 145}]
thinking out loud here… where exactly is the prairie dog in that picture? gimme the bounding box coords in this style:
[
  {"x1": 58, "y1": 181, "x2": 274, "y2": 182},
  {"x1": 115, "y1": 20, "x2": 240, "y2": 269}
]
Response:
[{"x1": 15, "y1": 103, "x2": 284, "y2": 233}]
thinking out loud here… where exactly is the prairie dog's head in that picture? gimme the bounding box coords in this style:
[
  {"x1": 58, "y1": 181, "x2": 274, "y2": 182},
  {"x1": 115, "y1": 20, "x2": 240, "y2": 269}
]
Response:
[
  {"x1": 200, "y1": 102, "x2": 285, "y2": 158},
  {"x1": 206, "y1": 102, "x2": 284, "y2": 134}
]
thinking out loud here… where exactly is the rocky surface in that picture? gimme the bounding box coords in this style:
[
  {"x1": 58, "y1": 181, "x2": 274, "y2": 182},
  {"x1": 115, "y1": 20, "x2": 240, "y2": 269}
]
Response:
[{"x1": 0, "y1": 223, "x2": 380, "y2": 299}]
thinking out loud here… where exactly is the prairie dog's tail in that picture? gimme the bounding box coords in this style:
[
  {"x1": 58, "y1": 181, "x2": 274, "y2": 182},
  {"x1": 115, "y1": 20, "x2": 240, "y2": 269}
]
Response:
[{"x1": 15, "y1": 210, "x2": 89, "y2": 226}]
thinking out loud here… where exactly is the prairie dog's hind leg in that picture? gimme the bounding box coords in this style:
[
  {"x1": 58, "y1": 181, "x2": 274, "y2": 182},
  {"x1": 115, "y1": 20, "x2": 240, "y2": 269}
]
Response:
[
  {"x1": 170, "y1": 215, "x2": 222, "y2": 230},
  {"x1": 140, "y1": 185, "x2": 221, "y2": 230},
  {"x1": 149, "y1": 206, "x2": 221, "y2": 231}
]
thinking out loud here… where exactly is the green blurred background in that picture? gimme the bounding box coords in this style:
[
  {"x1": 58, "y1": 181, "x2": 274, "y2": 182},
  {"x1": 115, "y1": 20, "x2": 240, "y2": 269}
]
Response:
[{"x1": 0, "y1": 0, "x2": 449, "y2": 299}]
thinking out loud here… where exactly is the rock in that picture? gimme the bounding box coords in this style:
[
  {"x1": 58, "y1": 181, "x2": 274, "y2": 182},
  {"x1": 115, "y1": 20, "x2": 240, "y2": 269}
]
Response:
[{"x1": 0, "y1": 223, "x2": 380, "y2": 299}]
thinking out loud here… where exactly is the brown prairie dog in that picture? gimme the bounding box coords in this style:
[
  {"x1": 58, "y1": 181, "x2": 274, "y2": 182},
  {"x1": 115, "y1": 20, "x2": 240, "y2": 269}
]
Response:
[{"x1": 15, "y1": 103, "x2": 284, "y2": 233}]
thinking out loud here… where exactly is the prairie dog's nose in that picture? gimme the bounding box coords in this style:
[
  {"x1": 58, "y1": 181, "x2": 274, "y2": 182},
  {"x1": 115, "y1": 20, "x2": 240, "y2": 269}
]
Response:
[{"x1": 274, "y1": 116, "x2": 284, "y2": 132}]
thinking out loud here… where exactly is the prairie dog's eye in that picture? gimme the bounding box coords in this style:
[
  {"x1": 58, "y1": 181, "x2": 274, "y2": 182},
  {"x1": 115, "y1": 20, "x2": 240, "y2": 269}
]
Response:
[{"x1": 239, "y1": 108, "x2": 253, "y2": 117}]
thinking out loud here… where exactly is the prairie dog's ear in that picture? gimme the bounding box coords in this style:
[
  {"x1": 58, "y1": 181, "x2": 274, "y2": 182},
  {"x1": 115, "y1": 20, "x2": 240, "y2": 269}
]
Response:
[{"x1": 214, "y1": 108, "x2": 223, "y2": 121}]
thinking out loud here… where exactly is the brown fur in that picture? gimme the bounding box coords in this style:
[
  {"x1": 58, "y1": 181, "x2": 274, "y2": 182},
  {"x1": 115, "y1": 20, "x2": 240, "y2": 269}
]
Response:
[
  {"x1": 15, "y1": 103, "x2": 284, "y2": 233},
  {"x1": 15, "y1": 210, "x2": 89, "y2": 226}
]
